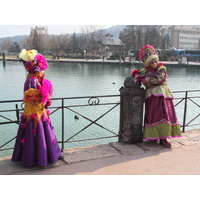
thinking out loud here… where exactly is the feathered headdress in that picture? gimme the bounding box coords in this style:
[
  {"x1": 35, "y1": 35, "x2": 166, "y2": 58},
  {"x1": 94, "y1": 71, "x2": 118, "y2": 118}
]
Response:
[
  {"x1": 139, "y1": 45, "x2": 159, "y2": 67},
  {"x1": 19, "y1": 49, "x2": 48, "y2": 73}
]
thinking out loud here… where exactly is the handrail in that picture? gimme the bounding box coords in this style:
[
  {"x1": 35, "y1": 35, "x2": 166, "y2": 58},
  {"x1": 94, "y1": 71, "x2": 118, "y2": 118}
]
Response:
[
  {"x1": 1, "y1": 90, "x2": 200, "y2": 154},
  {"x1": 0, "y1": 94, "x2": 121, "y2": 154}
]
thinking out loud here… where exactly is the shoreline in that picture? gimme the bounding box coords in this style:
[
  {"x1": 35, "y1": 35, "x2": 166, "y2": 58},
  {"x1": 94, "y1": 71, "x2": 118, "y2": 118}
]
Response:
[{"x1": 1, "y1": 57, "x2": 200, "y2": 67}]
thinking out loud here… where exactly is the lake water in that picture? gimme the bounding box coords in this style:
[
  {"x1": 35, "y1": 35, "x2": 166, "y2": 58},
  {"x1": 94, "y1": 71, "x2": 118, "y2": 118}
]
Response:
[{"x1": 1, "y1": 60, "x2": 200, "y2": 157}]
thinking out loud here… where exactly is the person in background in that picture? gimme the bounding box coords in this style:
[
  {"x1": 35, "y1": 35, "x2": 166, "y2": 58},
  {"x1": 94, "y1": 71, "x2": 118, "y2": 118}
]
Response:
[
  {"x1": 12, "y1": 49, "x2": 62, "y2": 166},
  {"x1": 131, "y1": 45, "x2": 182, "y2": 148}
]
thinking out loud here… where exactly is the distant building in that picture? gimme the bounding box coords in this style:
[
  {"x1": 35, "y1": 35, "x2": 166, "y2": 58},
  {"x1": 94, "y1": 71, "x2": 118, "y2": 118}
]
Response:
[
  {"x1": 160, "y1": 25, "x2": 200, "y2": 49},
  {"x1": 97, "y1": 33, "x2": 125, "y2": 57}
]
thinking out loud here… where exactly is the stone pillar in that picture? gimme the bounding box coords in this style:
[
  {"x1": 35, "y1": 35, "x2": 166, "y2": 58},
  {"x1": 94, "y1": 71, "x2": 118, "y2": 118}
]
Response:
[{"x1": 118, "y1": 76, "x2": 145, "y2": 143}]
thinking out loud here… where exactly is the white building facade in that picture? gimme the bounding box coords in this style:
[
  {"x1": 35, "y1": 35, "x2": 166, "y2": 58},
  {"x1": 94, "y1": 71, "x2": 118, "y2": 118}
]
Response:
[{"x1": 161, "y1": 25, "x2": 200, "y2": 49}]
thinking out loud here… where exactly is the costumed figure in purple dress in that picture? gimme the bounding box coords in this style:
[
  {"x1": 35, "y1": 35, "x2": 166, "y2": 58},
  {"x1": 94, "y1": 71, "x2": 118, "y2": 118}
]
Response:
[
  {"x1": 131, "y1": 45, "x2": 182, "y2": 148},
  {"x1": 12, "y1": 49, "x2": 61, "y2": 166}
]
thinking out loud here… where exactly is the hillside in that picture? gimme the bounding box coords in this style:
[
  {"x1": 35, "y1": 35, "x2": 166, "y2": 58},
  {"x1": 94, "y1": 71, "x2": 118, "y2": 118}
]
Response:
[
  {"x1": 105, "y1": 25, "x2": 126, "y2": 36},
  {"x1": 0, "y1": 25, "x2": 126, "y2": 43},
  {"x1": 0, "y1": 35, "x2": 26, "y2": 43}
]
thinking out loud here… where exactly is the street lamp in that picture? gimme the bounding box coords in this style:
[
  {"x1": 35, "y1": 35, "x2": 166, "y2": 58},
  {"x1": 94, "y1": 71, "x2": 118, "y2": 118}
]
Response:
[
  {"x1": 84, "y1": 50, "x2": 86, "y2": 59},
  {"x1": 105, "y1": 46, "x2": 109, "y2": 59}
]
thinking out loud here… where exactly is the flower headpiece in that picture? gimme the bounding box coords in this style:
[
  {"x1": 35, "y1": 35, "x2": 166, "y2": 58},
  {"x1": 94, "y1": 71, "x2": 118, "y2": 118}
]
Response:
[
  {"x1": 19, "y1": 49, "x2": 38, "y2": 61},
  {"x1": 139, "y1": 45, "x2": 159, "y2": 67},
  {"x1": 19, "y1": 49, "x2": 48, "y2": 73}
]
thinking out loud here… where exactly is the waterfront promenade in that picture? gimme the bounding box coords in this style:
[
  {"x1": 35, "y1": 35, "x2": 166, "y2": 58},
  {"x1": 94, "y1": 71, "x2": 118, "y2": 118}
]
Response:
[
  {"x1": 1, "y1": 57, "x2": 200, "y2": 175},
  {"x1": 1, "y1": 128, "x2": 200, "y2": 175}
]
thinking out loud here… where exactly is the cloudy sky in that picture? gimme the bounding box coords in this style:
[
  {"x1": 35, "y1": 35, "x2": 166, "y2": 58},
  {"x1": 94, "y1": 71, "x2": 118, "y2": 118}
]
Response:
[
  {"x1": 0, "y1": 25, "x2": 114, "y2": 38},
  {"x1": 0, "y1": 1, "x2": 197, "y2": 39},
  {"x1": 0, "y1": 0, "x2": 118, "y2": 38}
]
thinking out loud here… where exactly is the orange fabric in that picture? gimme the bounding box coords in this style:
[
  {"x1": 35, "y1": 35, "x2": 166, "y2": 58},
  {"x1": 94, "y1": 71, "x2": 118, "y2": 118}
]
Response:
[
  {"x1": 23, "y1": 88, "x2": 48, "y2": 128},
  {"x1": 27, "y1": 71, "x2": 44, "y2": 79}
]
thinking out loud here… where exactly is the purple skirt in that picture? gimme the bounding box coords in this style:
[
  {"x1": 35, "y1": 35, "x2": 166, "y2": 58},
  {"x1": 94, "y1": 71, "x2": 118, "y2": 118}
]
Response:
[
  {"x1": 143, "y1": 95, "x2": 182, "y2": 140},
  {"x1": 12, "y1": 117, "x2": 61, "y2": 166}
]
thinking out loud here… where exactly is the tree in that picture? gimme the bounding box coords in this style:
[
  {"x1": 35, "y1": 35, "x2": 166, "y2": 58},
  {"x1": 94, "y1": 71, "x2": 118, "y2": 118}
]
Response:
[
  {"x1": 26, "y1": 26, "x2": 48, "y2": 53},
  {"x1": 161, "y1": 34, "x2": 171, "y2": 50},
  {"x1": 142, "y1": 25, "x2": 161, "y2": 48},
  {"x1": 80, "y1": 25, "x2": 106, "y2": 52},
  {"x1": 47, "y1": 34, "x2": 69, "y2": 57},
  {"x1": 0, "y1": 39, "x2": 13, "y2": 54},
  {"x1": 119, "y1": 26, "x2": 137, "y2": 51},
  {"x1": 70, "y1": 32, "x2": 79, "y2": 53},
  {"x1": 10, "y1": 42, "x2": 20, "y2": 53},
  {"x1": 119, "y1": 25, "x2": 162, "y2": 52}
]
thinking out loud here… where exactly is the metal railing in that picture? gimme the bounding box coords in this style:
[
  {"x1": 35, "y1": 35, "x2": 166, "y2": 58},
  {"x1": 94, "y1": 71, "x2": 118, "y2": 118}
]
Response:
[
  {"x1": 0, "y1": 95, "x2": 120, "y2": 153},
  {"x1": 173, "y1": 90, "x2": 200, "y2": 132},
  {"x1": 1, "y1": 90, "x2": 200, "y2": 154}
]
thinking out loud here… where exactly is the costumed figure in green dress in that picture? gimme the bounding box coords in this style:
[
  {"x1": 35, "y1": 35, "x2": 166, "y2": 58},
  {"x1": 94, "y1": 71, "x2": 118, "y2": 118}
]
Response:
[{"x1": 131, "y1": 45, "x2": 182, "y2": 148}]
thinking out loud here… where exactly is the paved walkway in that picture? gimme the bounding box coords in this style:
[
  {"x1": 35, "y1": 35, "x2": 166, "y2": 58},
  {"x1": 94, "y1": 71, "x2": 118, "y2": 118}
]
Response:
[{"x1": 1, "y1": 129, "x2": 200, "y2": 175}]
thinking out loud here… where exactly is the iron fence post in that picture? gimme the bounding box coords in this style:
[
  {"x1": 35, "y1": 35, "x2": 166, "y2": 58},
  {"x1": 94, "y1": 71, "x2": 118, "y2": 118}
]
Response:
[
  {"x1": 15, "y1": 104, "x2": 19, "y2": 122},
  {"x1": 61, "y1": 99, "x2": 64, "y2": 152},
  {"x1": 182, "y1": 91, "x2": 188, "y2": 132}
]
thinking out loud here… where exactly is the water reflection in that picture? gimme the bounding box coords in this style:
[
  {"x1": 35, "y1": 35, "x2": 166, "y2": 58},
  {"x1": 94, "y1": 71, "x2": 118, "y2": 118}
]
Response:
[
  {"x1": 46, "y1": 62, "x2": 132, "y2": 98},
  {"x1": 2, "y1": 61, "x2": 200, "y2": 100}
]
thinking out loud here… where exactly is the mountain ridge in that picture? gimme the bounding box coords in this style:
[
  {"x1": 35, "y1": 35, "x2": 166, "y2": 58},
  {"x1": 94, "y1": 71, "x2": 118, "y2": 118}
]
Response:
[{"x1": 0, "y1": 25, "x2": 126, "y2": 43}]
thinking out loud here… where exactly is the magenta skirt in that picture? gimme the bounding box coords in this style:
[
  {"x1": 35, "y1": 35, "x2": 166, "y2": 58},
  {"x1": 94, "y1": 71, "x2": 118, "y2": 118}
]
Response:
[
  {"x1": 12, "y1": 116, "x2": 61, "y2": 166},
  {"x1": 143, "y1": 96, "x2": 182, "y2": 140}
]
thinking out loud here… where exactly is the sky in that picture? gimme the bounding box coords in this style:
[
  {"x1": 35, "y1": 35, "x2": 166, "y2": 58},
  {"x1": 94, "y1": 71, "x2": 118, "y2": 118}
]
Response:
[
  {"x1": 0, "y1": 25, "x2": 114, "y2": 38},
  {"x1": 1, "y1": 0, "x2": 198, "y2": 39}
]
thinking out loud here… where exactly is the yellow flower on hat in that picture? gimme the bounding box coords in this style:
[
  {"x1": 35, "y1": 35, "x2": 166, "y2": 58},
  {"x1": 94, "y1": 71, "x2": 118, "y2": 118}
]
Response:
[{"x1": 19, "y1": 49, "x2": 38, "y2": 61}]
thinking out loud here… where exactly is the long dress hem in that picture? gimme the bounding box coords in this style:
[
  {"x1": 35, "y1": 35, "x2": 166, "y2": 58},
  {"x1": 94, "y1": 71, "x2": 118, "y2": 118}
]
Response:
[
  {"x1": 11, "y1": 75, "x2": 61, "y2": 167},
  {"x1": 12, "y1": 116, "x2": 61, "y2": 167},
  {"x1": 143, "y1": 94, "x2": 182, "y2": 140}
]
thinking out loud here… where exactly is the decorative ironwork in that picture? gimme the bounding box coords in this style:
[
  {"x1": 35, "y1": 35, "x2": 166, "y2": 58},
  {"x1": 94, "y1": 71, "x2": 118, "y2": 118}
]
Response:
[
  {"x1": 21, "y1": 102, "x2": 25, "y2": 110},
  {"x1": 88, "y1": 97, "x2": 100, "y2": 105}
]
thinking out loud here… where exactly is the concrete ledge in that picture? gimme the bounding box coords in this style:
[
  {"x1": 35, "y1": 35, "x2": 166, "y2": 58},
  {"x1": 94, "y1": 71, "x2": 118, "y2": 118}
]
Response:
[
  {"x1": 63, "y1": 144, "x2": 121, "y2": 164},
  {"x1": 0, "y1": 156, "x2": 37, "y2": 175},
  {"x1": 110, "y1": 142, "x2": 145, "y2": 155},
  {"x1": 0, "y1": 156, "x2": 65, "y2": 175},
  {"x1": 173, "y1": 129, "x2": 200, "y2": 146},
  {"x1": 1, "y1": 129, "x2": 200, "y2": 175},
  {"x1": 137, "y1": 141, "x2": 164, "y2": 151},
  {"x1": 3, "y1": 58, "x2": 200, "y2": 68}
]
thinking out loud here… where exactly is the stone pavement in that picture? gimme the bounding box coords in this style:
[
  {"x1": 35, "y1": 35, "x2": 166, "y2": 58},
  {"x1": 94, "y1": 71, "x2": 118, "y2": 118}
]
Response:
[{"x1": 1, "y1": 129, "x2": 200, "y2": 175}]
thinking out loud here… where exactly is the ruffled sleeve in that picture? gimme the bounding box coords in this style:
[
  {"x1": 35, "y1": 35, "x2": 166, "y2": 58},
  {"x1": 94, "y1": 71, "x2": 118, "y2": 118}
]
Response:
[
  {"x1": 130, "y1": 65, "x2": 174, "y2": 99},
  {"x1": 24, "y1": 77, "x2": 40, "y2": 91},
  {"x1": 39, "y1": 78, "x2": 53, "y2": 107},
  {"x1": 145, "y1": 66, "x2": 167, "y2": 88},
  {"x1": 130, "y1": 68, "x2": 147, "y2": 83}
]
